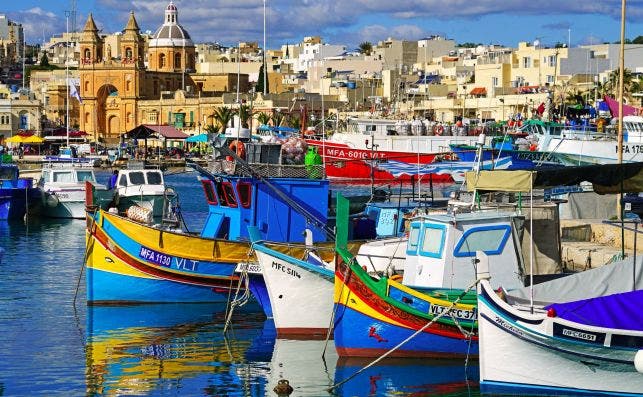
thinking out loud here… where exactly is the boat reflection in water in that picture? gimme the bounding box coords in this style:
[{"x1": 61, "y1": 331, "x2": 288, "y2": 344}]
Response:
[
  {"x1": 86, "y1": 307, "x2": 479, "y2": 396},
  {"x1": 85, "y1": 302, "x2": 267, "y2": 396}
]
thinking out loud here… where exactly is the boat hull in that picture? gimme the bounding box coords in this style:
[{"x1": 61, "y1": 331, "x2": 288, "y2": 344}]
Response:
[
  {"x1": 0, "y1": 187, "x2": 40, "y2": 220},
  {"x1": 306, "y1": 140, "x2": 453, "y2": 183},
  {"x1": 86, "y1": 211, "x2": 248, "y2": 304},
  {"x1": 333, "y1": 260, "x2": 478, "y2": 358},
  {"x1": 477, "y1": 280, "x2": 643, "y2": 396},
  {"x1": 256, "y1": 247, "x2": 334, "y2": 338}
]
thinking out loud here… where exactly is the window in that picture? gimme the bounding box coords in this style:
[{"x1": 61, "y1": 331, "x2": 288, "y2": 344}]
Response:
[
  {"x1": 454, "y1": 225, "x2": 511, "y2": 257},
  {"x1": 418, "y1": 224, "x2": 446, "y2": 258},
  {"x1": 174, "y1": 53, "x2": 181, "y2": 69},
  {"x1": 84, "y1": 49, "x2": 91, "y2": 59},
  {"x1": 200, "y1": 180, "x2": 218, "y2": 205},
  {"x1": 221, "y1": 182, "x2": 237, "y2": 207},
  {"x1": 125, "y1": 47, "x2": 133, "y2": 59},
  {"x1": 406, "y1": 223, "x2": 421, "y2": 255},
  {"x1": 548, "y1": 55, "x2": 557, "y2": 67},
  {"x1": 129, "y1": 171, "x2": 145, "y2": 185},
  {"x1": 159, "y1": 53, "x2": 166, "y2": 68},
  {"x1": 77, "y1": 171, "x2": 95, "y2": 182},
  {"x1": 522, "y1": 57, "x2": 531, "y2": 68},
  {"x1": 52, "y1": 171, "x2": 73, "y2": 183},
  {"x1": 146, "y1": 171, "x2": 163, "y2": 185},
  {"x1": 118, "y1": 176, "x2": 127, "y2": 187},
  {"x1": 492, "y1": 77, "x2": 499, "y2": 87},
  {"x1": 236, "y1": 182, "x2": 252, "y2": 208},
  {"x1": 546, "y1": 75, "x2": 555, "y2": 84},
  {"x1": 215, "y1": 181, "x2": 227, "y2": 206}
]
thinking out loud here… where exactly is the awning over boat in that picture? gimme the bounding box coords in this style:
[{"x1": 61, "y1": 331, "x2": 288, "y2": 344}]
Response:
[
  {"x1": 469, "y1": 87, "x2": 487, "y2": 96},
  {"x1": 465, "y1": 162, "x2": 643, "y2": 193}
]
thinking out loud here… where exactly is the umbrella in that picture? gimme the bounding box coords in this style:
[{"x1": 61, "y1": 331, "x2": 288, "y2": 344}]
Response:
[
  {"x1": 186, "y1": 133, "x2": 208, "y2": 143},
  {"x1": 22, "y1": 135, "x2": 44, "y2": 144},
  {"x1": 5, "y1": 135, "x2": 26, "y2": 143}
]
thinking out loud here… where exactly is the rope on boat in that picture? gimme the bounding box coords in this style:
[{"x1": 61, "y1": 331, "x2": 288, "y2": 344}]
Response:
[
  {"x1": 74, "y1": 213, "x2": 96, "y2": 307},
  {"x1": 223, "y1": 249, "x2": 253, "y2": 334},
  {"x1": 326, "y1": 275, "x2": 484, "y2": 393}
]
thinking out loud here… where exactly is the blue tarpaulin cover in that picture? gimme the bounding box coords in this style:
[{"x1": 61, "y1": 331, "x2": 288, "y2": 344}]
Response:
[{"x1": 545, "y1": 289, "x2": 643, "y2": 331}]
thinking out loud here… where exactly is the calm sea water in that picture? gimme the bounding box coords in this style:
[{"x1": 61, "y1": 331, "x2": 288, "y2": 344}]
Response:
[{"x1": 0, "y1": 170, "x2": 481, "y2": 397}]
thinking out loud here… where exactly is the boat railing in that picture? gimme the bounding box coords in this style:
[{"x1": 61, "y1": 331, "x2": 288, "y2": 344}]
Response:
[{"x1": 208, "y1": 159, "x2": 326, "y2": 179}]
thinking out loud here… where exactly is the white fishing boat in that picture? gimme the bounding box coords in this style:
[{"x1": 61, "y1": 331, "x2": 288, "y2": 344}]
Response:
[
  {"x1": 39, "y1": 164, "x2": 106, "y2": 219},
  {"x1": 535, "y1": 115, "x2": 643, "y2": 165},
  {"x1": 476, "y1": 252, "x2": 643, "y2": 396}
]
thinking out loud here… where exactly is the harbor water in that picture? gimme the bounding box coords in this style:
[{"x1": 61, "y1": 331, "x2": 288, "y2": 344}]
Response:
[{"x1": 0, "y1": 170, "x2": 481, "y2": 396}]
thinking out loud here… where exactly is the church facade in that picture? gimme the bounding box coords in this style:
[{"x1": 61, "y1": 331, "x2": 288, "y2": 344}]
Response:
[{"x1": 79, "y1": 2, "x2": 249, "y2": 143}]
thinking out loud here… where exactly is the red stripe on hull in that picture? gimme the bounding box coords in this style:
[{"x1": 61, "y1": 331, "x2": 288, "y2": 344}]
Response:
[
  {"x1": 335, "y1": 347, "x2": 477, "y2": 359},
  {"x1": 276, "y1": 328, "x2": 333, "y2": 340}
]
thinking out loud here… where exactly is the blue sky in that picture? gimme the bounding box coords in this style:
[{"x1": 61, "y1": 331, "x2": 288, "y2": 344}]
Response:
[{"x1": 5, "y1": 0, "x2": 643, "y2": 49}]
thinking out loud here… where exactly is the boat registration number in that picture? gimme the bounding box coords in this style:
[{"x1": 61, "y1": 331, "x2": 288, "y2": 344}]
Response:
[
  {"x1": 235, "y1": 262, "x2": 262, "y2": 274},
  {"x1": 429, "y1": 304, "x2": 475, "y2": 320}
]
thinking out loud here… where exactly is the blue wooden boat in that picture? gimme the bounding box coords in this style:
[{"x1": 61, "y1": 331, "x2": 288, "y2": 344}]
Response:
[
  {"x1": 85, "y1": 161, "x2": 332, "y2": 304},
  {"x1": 0, "y1": 163, "x2": 41, "y2": 220}
]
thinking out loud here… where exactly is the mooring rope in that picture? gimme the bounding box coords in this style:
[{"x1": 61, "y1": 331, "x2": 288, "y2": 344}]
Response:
[
  {"x1": 326, "y1": 276, "x2": 483, "y2": 393},
  {"x1": 223, "y1": 249, "x2": 253, "y2": 334}
]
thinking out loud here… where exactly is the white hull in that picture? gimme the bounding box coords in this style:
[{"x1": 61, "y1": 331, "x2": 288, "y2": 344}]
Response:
[
  {"x1": 256, "y1": 248, "x2": 334, "y2": 338},
  {"x1": 355, "y1": 237, "x2": 407, "y2": 275},
  {"x1": 478, "y1": 279, "x2": 643, "y2": 395},
  {"x1": 542, "y1": 137, "x2": 643, "y2": 165},
  {"x1": 41, "y1": 188, "x2": 89, "y2": 219}
]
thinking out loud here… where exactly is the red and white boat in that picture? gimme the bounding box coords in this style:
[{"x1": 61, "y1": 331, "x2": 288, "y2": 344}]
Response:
[{"x1": 306, "y1": 118, "x2": 481, "y2": 183}]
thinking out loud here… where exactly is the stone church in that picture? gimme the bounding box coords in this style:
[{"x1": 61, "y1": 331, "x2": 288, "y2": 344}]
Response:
[{"x1": 79, "y1": 2, "x2": 249, "y2": 143}]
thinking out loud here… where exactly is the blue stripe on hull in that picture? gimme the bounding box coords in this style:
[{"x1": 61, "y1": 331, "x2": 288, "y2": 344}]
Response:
[
  {"x1": 86, "y1": 268, "x2": 233, "y2": 303},
  {"x1": 248, "y1": 274, "x2": 273, "y2": 318},
  {"x1": 481, "y1": 381, "x2": 643, "y2": 397},
  {"x1": 333, "y1": 304, "x2": 478, "y2": 357}
]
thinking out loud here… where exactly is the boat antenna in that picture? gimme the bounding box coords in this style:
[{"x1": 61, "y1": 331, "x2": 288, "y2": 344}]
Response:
[{"x1": 65, "y1": 10, "x2": 70, "y2": 148}]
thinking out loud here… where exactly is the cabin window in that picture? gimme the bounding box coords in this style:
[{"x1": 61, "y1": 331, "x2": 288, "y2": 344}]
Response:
[
  {"x1": 146, "y1": 171, "x2": 163, "y2": 185},
  {"x1": 77, "y1": 171, "x2": 95, "y2": 182},
  {"x1": 215, "y1": 181, "x2": 227, "y2": 206},
  {"x1": 129, "y1": 172, "x2": 145, "y2": 185},
  {"x1": 200, "y1": 180, "x2": 218, "y2": 205},
  {"x1": 52, "y1": 171, "x2": 73, "y2": 183},
  {"x1": 118, "y1": 176, "x2": 127, "y2": 187},
  {"x1": 236, "y1": 182, "x2": 252, "y2": 208},
  {"x1": 0, "y1": 167, "x2": 16, "y2": 180},
  {"x1": 406, "y1": 223, "x2": 422, "y2": 255},
  {"x1": 221, "y1": 182, "x2": 237, "y2": 208},
  {"x1": 453, "y1": 225, "x2": 511, "y2": 257},
  {"x1": 418, "y1": 224, "x2": 446, "y2": 258},
  {"x1": 41, "y1": 171, "x2": 50, "y2": 183}
]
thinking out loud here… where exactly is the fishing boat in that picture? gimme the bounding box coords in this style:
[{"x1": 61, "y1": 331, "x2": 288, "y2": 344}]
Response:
[
  {"x1": 39, "y1": 164, "x2": 106, "y2": 219},
  {"x1": 305, "y1": 117, "x2": 481, "y2": 183},
  {"x1": 333, "y1": 189, "x2": 532, "y2": 357},
  {"x1": 534, "y1": 115, "x2": 643, "y2": 165},
  {"x1": 43, "y1": 145, "x2": 100, "y2": 168},
  {"x1": 0, "y1": 162, "x2": 41, "y2": 220},
  {"x1": 85, "y1": 160, "x2": 333, "y2": 304},
  {"x1": 476, "y1": 253, "x2": 643, "y2": 396}
]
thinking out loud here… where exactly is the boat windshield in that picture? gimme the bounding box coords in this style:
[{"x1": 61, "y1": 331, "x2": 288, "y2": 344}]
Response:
[
  {"x1": 129, "y1": 172, "x2": 146, "y2": 185},
  {"x1": 52, "y1": 171, "x2": 74, "y2": 183},
  {"x1": 77, "y1": 171, "x2": 95, "y2": 182},
  {"x1": 146, "y1": 171, "x2": 163, "y2": 185},
  {"x1": 0, "y1": 167, "x2": 17, "y2": 180}
]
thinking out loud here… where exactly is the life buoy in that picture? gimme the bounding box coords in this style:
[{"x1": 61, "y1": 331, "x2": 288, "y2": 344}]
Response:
[
  {"x1": 435, "y1": 125, "x2": 444, "y2": 135},
  {"x1": 529, "y1": 143, "x2": 537, "y2": 151},
  {"x1": 227, "y1": 140, "x2": 246, "y2": 161}
]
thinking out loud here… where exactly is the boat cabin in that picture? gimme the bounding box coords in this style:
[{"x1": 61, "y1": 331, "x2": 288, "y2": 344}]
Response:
[
  {"x1": 402, "y1": 211, "x2": 525, "y2": 291},
  {"x1": 115, "y1": 169, "x2": 164, "y2": 189},
  {"x1": 199, "y1": 174, "x2": 329, "y2": 243},
  {"x1": 40, "y1": 166, "x2": 98, "y2": 187}
]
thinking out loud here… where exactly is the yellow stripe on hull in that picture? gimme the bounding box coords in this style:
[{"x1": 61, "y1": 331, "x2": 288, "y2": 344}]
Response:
[{"x1": 87, "y1": 232, "x2": 159, "y2": 279}]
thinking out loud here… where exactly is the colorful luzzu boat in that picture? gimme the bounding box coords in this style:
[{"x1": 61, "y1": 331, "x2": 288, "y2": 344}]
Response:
[
  {"x1": 85, "y1": 161, "x2": 331, "y2": 304},
  {"x1": 333, "y1": 194, "x2": 529, "y2": 358}
]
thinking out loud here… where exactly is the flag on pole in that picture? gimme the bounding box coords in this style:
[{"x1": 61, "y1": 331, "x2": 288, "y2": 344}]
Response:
[{"x1": 68, "y1": 78, "x2": 82, "y2": 103}]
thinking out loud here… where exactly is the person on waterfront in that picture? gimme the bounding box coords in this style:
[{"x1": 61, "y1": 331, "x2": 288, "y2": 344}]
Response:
[{"x1": 108, "y1": 170, "x2": 118, "y2": 189}]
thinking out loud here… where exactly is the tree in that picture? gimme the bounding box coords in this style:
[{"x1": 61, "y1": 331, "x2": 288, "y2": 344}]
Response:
[
  {"x1": 633, "y1": 35, "x2": 643, "y2": 44},
  {"x1": 40, "y1": 53, "x2": 49, "y2": 67},
  {"x1": 212, "y1": 106, "x2": 234, "y2": 130},
  {"x1": 288, "y1": 115, "x2": 301, "y2": 130},
  {"x1": 358, "y1": 41, "x2": 373, "y2": 56},
  {"x1": 256, "y1": 64, "x2": 269, "y2": 94},
  {"x1": 256, "y1": 111, "x2": 271, "y2": 126},
  {"x1": 204, "y1": 124, "x2": 219, "y2": 134},
  {"x1": 604, "y1": 68, "x2": 635, "y2": 101},
  {"x1": 236, "y1": 104, "x2": 252, "y2": 128},
  {"x1": 270, "y1": 111, "x2": 284, "y2": 127}
]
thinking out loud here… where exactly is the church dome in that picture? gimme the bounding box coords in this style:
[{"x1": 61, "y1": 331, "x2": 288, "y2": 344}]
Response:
[{"x1": 149, "y1": 1, "x2": 194, "y2": 48}]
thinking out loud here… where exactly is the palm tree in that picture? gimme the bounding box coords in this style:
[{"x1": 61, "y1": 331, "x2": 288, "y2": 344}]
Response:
[
  {"x1": 204, "y1": 124, "x2": 219, "y2": 134},
  {"x1": 270, "y1": 111, "x2": 285, "y2": 127},
  {"x1": 256, "y1": 111, "x2": 271, "y2": 126},
  {"x1": 358, "y1": 41, "x2": 373, "y2": 56},
  {"x1": 604, "y1": 69, "x2": 635, "y2": 100},
  {"x1": 236, "y1": 104, "x2": 252, "y2": 128},
  {"x1": 288, "y1": 115, "x2": 301, "y2": 130},
  {"x1": 212, "y1": 106, "x2": 234, "y2": 130}
]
